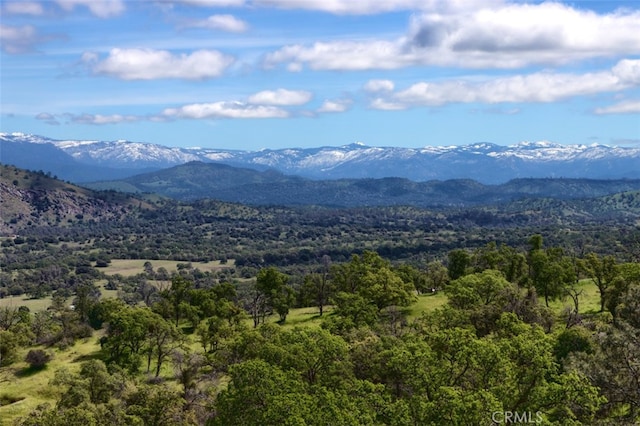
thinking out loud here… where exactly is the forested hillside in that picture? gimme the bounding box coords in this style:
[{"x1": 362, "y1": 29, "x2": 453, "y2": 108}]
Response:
[
  {"x1": 85, "y1": 161, "x2": 640, "y2": 207},
  {"x1": 1, "y1": 166, "x2": 640, "y2": 425}
]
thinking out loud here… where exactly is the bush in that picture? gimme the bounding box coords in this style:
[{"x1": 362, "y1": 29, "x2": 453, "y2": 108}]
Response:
[{"x1": 25, "y1": 349, "x2": 52, "y2": 369}]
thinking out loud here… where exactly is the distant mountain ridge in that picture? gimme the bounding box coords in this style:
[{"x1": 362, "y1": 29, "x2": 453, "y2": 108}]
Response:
[
  {"x1": 85, "y1": 161, "x2": 640, "y2": 208},
  {"x1": 1, "y1": 132, "x2": 640, "y2": 184}
]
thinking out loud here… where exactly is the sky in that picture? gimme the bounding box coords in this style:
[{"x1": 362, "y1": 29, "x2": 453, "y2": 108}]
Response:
[{"x1": 1, "y1": 0, "x2": 639, "y2": 151}]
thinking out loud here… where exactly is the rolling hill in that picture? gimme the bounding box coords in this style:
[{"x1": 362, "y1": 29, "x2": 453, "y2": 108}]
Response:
[
  {"x1": 83, "y1": 161, "x2": 640, "y2": 208},
  {"x1": 0, "y1": 165, "x2": 155, "y2": 235}
]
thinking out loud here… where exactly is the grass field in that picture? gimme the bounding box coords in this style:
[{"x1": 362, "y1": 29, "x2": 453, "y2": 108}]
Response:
[
  {"x1": 0, "y1": 281, "x2": 120, "y2": 313},
  {"x1": 0, "y1": 335, "x2": 103, "y2": 426},
  {"x1": 266, "y1": 306, "x2": 334, "y2": 329},
  {"x1": 548, "y1": 279, "x2": 602, "y2": 315},
  {"x1": 406, "y1": 291, "x2": 449, "y2": 321},
  {"x1": 0, "y1": 296, "x2": 52, "y2": 313},
  {"x1": 99, "y1": 259, "x2": 234, "y2": 277}
]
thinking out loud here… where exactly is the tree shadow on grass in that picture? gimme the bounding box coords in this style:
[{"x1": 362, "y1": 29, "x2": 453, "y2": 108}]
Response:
[
  {"x1": 14, "y1": 365, "x2": 48, "y2": 378},
  {"x1": 72, "y1": 352, "x2": 104, "y2": 363},
  {"x1": 0, "y1": 394, "x2": 26, "y2": 407}
]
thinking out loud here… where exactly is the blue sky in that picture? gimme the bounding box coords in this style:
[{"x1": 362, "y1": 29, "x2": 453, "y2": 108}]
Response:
[{"x1": 1, "y1": 0, "x2": 639, "y2": 150}]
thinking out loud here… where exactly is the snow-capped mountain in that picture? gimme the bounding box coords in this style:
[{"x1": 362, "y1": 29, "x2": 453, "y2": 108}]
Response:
[{"x1": 1, "y1": 132, "x2": 639, "y2": 184}]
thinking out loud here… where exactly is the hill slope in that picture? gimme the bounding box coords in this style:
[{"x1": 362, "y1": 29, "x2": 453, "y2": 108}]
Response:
[
  {"x1": 85, "y1": 161, "x2": 640, "y2": 208},
  {"x1": 0, "y1": 165, "x2": 154, "y2": 235}
]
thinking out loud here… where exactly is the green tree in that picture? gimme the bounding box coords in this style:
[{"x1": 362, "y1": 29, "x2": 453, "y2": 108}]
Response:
[
  {"x1": 332, "y1": 251, "x2": 415, "y2": 311},
  {"x1": 448, "y1": 249, "x2": 471, "y2": 280},
  {"x1": 446, "y1": 269, "x2": 510, "y2": 309},
  {"x1": 160, "y1": 275, "x2": 193, "y2": 327},
  {"x1": 146, "y1": 315, "x2": 182, "y2": 377},
  {"x1": 301, "y1": 255, "x2": 332, "y2": 316},
  {"x1": 125, "y1": 384, "x2": 184, "y2": 426},
  {"x1": 423, "y1": 260, "x2": 450, "y2": 292},
  {"x1": 255, "y1": 267, "x2": 293, "y2": 324},
  {"x1": 212, "y1": 359, "x2": 312, "y2": 426},
  {"x1": 258, "y1": 327, "x2": 350, "y2": 387},
  {"x1": 581, "y1": 252, "x2": 617, "y2": 312},
  {"x1": 0, "y1": 330, "x2": 19, "y2": 366},
  {"x1": 528, "y1": 240, "x2": 575, "y2": 307},
  {"x1": 102, "y1": 306, "x2": 155, "y2": 371},
  {"x1": 73, "y1": 283, "x2": 101, "y2": 324}
]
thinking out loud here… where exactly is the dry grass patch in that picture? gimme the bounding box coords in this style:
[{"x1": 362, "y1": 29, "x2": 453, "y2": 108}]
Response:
[{"x1": 100, "y1": 259, "x2": 234, "y2": 277}]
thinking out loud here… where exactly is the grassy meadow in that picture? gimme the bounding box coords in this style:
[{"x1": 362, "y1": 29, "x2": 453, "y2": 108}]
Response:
[
  {"x1": 0, "y1": 335, "x2": 103, "y2": 425},
  {"x1": 99, "y1": 259, "x2": 234, "y2": 277}
]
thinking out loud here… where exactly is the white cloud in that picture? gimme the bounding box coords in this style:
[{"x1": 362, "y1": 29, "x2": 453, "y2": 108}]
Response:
[
  {"x1": 369, "y1": 98, "x2": 405, "y2": 111},
  {"x1": 265, "y1": 2, "x2": 640, "y2": 71},
  {"x1": 67, "y1": 113, "x2": 140, "y2": 125},
  {"x1": 595, "y1": 100, "x2": 640, "y2": 115},
  {"x1": 364, "y1": 79, "x2": 395, "y2": 92},
  {"x1": 612, "y1": 59, "x2": 640, "y2": 85},
  {"x1": 0, "y1": 24, "x2": 39, "y2": 54},
  {"x1": 4, "y1": 1, "x2": 44, "y2": 15},
  {"x1": 407, "y1": 2, "x2": 640, "y2": 68},
  {"x1": 174, "y1": 0, "x2": 246, "y2": 6},
  {"x1": 87, "y1": 48, "x2": 235, "y2": 80},
  {"x1": 317, "y1": 99, "x2": 351, "y2": 113},
  {"x1": 370, "y1": 59, "x2": 640, "y2": 109},
  {"x1": 264, "y1": 40, "x2": 414, "y2": 71},
  {"x1": 163, "y1": 101, "x2": 289, "y2": 119},
  {"x1": 184, "y1": 14, "x2": 249, "y2": 32},
  {"x1": 248, "y1": 89, "x2": 312, "y2": 105},
  {"x1": 253, "y1": 0, "x2": 500, "y2": 15},
  {"x1": 55, "y1": 0, "x2": 125, "y2": 18}
]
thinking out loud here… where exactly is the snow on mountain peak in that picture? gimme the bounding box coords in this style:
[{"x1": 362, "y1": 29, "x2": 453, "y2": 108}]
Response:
[{"x1": 3, "y1": 132, "x2": 640, "y2": 183}]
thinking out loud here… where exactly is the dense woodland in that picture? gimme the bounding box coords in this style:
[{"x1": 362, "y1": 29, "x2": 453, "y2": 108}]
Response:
[{"x1": 1, "y1": 166, "x2": 640, "y2": 425}]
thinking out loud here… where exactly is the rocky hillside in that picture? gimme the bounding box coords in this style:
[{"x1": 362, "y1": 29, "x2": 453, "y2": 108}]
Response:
[{"x1": 0, "y1": 165, "x2": 154, "y2": 235}]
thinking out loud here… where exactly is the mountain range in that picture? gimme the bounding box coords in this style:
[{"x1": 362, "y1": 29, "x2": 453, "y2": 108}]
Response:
[
  {"x1": 2, "y1": 132, "x2": 639, "y2": 184},
  {"x1": 84, "y1": 161, "x2": 640, "y2": 208},
  {"x1": 2, "y1": 163, "x2": 640, "y2": 237}
]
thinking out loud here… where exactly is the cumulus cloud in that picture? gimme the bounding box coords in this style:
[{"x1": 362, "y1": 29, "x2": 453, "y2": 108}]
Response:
[
  {"x1": 317, "y1": 99, "x2": 351, "y2": 113},
  {"x1": 248, "y1": 89, "x2": 312, "y2": 105},
  {"x1": 368, "y1": 59, "x2": 640, "y2": 109},
  {"x1": 175, "y1": 0, "x2": 246, "y2": 6},
  {"x1": 612, "y1": 59, "x2": 640, "y2": 85},
  {"x1": 369, "y1": 98, "x2": 405, "y2": 111},
  {"x1": 253, "y1": 0, "x2": 499, "y2": 15},
  {"x1": 364, "y1": 79, "x2": 395, "y2": 92},
  {"x1": 407, "y1": 2, "x2": 640, "y2": 67},
  {"x1": 594, "y1": 100, "x2": 640, "y2": 115},
  {"x1": 264, "y1": 40, "x2": 414, "y2": 71},
  {"x1": 163, "y1": 101, "x2": 289, "y2": 119},
  {"x1": 265, "y1": 2, "x2": 640, "y2": 71},
  {"x1": 55, "y1": 0, "x2": 125, "y2": 18},
  {"x1": 4, "y1": 1, "x2": 44, "y2": 15},
  {"x1": 86, "y1": 48, "x2": 235, "y2": 80},
  {"x1": 0, "y1": 24, "x2": 40, "y2": 54},
  {"x1": 183, "y1": 14, "x2": 249, "y2": 32}
]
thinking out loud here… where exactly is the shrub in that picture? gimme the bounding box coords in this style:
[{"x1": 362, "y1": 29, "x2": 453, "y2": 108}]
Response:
[{"x1": 25, "y1": 349, "x2": 52, "y2": 369}]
